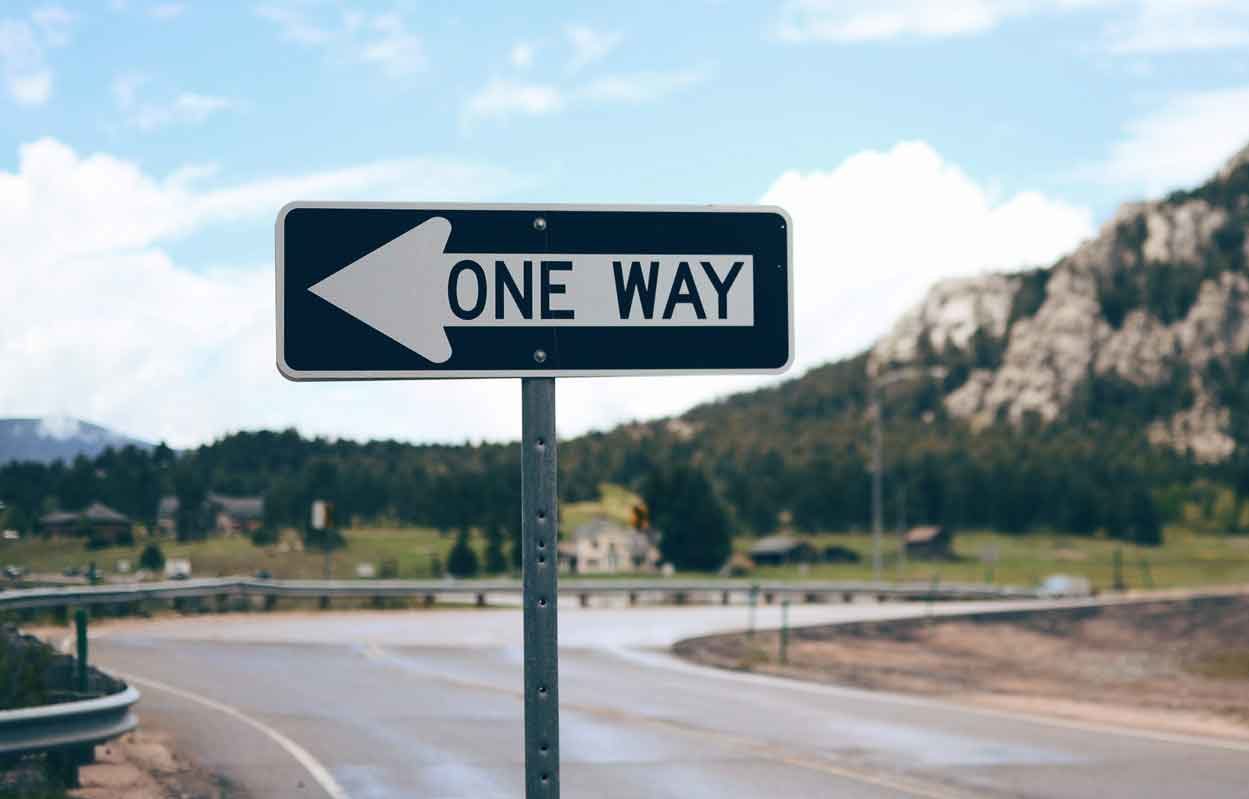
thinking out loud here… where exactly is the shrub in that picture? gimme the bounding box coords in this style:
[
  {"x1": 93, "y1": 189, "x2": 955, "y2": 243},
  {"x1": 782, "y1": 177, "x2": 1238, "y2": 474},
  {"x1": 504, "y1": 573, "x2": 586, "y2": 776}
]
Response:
[
  {"x1": 138, "y1": 543, "x2": 165, "y2": 572},
  {"x1": 446, "y1": 529, "x2": 479, "y2": 578}
]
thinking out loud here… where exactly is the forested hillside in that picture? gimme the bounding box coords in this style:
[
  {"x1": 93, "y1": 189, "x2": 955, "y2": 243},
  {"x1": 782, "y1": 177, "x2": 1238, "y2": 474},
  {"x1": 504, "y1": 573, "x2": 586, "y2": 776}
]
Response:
[{"x1": 3, "y1": 145, "x2": 1248, "y2": 558}]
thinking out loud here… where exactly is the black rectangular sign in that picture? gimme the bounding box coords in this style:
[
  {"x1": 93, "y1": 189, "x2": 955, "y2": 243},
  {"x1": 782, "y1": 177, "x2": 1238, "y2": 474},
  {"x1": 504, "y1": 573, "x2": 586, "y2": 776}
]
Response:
[{"x1": 276, "y1": 203, "x2": 792, "y2": 379}]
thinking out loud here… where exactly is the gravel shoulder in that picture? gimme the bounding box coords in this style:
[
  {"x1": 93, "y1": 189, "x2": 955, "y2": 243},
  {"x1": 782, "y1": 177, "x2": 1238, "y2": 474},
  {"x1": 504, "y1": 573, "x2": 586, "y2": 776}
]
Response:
[
  {"x1": 674, "y1": 593, "x2": 1249, "y2": 741},
  {"x1": 71, "y1": 729, "x2": 244, "y2": 799}
]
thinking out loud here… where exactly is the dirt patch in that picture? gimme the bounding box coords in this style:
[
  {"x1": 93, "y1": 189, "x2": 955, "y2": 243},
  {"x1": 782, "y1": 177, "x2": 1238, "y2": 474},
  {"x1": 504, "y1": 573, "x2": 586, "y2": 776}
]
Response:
[
  {"x1": 675, "y1": 594, "x2": 1249, "y2": 740},
  {"x1": 71, "y1": 728, "x2": 244, "y2": 799}
]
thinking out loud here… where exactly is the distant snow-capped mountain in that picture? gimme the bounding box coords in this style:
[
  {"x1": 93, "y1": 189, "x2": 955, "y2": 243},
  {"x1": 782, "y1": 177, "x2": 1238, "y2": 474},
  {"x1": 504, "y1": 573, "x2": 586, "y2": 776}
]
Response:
[{"x1": 0, "y1": 417, "x2": 153, "y2": 464}]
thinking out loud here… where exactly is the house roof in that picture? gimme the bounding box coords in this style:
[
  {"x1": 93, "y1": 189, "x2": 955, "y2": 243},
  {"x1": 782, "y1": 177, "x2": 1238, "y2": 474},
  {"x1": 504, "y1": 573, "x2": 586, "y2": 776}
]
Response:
[
  {"x1": 83, "y1": 502, "x2": 129, "y2": 523},
  {"x1": 40, "y1": 510, "x2": 80, "y2": 525},
  {"x1": 42, "y1": 503, "x2": 130, "y2": 526},
  {"x1": 157, "y1": 496, "x2": 178, "y2": 517},
  {"x1": 571, "y1": 517, "x2": 631, "y2": 541},
  {"x1": 207, "y1": 493, "x2": 264, "y2": 520},
  {"x1": 748, "y1": 535, "x2": 809, "y2": 556},
  {"x1": 904, "y1": 525, "x2": 945, "y2": 544}
]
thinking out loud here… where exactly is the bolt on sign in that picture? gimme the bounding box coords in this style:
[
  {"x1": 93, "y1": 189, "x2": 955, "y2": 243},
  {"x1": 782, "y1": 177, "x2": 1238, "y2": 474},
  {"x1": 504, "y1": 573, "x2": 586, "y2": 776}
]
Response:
[
  {"x1": 275, "y1": 202, "x2": 792, "y2": 799},
  {"x1": 275, "y1": 204, "x2": 792, "y2": 378}
]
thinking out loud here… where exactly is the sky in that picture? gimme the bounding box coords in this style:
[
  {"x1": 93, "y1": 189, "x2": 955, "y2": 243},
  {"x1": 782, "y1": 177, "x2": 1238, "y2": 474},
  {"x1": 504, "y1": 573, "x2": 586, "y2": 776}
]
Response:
[{"x1": 2, "y1": 0, "x2": 1249, "y2": 448}]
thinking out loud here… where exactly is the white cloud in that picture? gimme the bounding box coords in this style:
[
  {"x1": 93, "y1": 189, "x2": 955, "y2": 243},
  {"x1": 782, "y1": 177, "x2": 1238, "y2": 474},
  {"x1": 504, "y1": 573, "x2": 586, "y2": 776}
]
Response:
[
  {"x1": 148, "y1": 3, "x2": 187, "y2": 21},
  {"x1": 257, "y1": 4, "x2": 425, "y2": 76},
  {"x1": 463, "y1": 66, "x2": 708, "y2": 126},
  {"x1": 762, "y1": 141, "x2": 1093, "y2": 373},
  {"x1": 510, "y1": 41, "x2": 536, "y2": 69},
  {"x1": 2, "y1": 137, "x2": 1093, "y2": 448},
  {"x1": 255, "y1": 4, "x2": 331, "y2": 44},
  {"x1": 773, "y1": 0, "x2": 1035, "y2": 42},
  {"x1": 774, "y1": 0, "x2": 1249, "y2": 53},
  {"x1": 31, "y1": 5, "x2": 76, "y2": 46},
  {"x1": 1086, "y1": 85, "x2": 1249, "y2": 195},
  {"x1": 9, "y1": 70, "x2": 51, "y2": 104},
  {"x1": 463, "y1": 79, "x2": 566, "y2": 124},
  {"x1": 1104, "y1": 0, "x2": 1249, "y2": 53},
  {"x1": 564, "y1": 23, "x2": 621, "y2": 72},
  {"x1": 131, "y1": 92, "x2": 233, "y2": 130},
  {"x1": 579, "y1": 66, "x2": 710, "y2": 103},
  {"x1": 111, "y1": 72, "x2": 147, "y2": 110},
  {"x1": 0, "y1": 138, "x2": 524, "y2": 447},
  {"x1": 0, "y1": 18, "x2": 52, "y2": 105},
  {"x1": 352, "y1": 12, "x2": 424, "y2": 76},
  {"x1": 110, "y1": 74, "x2": 233, "y2": 131}
]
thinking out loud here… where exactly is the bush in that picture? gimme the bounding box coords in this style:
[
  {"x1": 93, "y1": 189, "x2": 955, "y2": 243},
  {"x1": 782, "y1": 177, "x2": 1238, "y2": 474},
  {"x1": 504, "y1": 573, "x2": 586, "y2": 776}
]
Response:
[
  {"x1": 446, "y1": 529, "x2": 479, "y2": 577},
  {"x1": 483, "y1": 523, "x2": 507, "y2": 574},
  {"x1": 138, "y1": 543, "x2": 165, "y2": 572},
  {"x1": 250, "y1": 526, "x2": 279, "y2": 546}
]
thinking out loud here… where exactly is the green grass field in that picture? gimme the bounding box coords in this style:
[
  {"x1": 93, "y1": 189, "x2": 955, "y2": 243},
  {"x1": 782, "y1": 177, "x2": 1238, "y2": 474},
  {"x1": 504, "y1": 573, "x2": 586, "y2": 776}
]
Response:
[
  {"x1": 3, "y1": 482, "x2": 1248, "y2": 590},
  {"x1": 3, "y1": 522, "x2": 1248, "y2": 591}
]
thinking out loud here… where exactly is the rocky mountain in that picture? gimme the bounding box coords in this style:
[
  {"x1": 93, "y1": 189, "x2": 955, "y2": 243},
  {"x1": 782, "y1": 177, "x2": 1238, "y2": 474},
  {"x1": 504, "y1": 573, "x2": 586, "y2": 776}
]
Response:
[
  {"x1": 870, "y1": 143, "x2": 1249, "y2": 463},
  {"x1": 0, "y1": 417, "x2": 153, "y2": 465}
]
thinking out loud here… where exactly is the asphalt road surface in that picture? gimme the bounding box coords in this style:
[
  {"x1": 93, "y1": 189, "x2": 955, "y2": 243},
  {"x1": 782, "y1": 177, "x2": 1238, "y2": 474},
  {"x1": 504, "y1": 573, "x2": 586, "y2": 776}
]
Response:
[{"x1": 88, "y1": 599, "x2": 1249, "y2": 798}]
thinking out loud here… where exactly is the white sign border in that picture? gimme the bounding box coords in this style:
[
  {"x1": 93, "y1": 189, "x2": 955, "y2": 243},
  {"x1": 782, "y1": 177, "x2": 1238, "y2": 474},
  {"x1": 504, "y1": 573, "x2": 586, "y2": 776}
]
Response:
[{"x1": 275, "y1": 201, "x2": 794, "y2": 381}]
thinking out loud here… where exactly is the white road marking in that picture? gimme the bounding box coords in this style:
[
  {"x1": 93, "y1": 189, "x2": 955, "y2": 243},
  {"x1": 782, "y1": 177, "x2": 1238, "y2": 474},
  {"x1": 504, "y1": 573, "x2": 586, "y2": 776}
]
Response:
[{"x1": 112, "y1": 669, "x2": 351, "y2": 799}]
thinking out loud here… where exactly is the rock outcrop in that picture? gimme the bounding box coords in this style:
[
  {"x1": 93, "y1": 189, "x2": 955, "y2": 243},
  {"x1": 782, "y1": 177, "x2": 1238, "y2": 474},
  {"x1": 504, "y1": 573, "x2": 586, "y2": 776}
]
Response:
[{"x1": 871, "y1": 144, "x2": 1249, "y2": 461}]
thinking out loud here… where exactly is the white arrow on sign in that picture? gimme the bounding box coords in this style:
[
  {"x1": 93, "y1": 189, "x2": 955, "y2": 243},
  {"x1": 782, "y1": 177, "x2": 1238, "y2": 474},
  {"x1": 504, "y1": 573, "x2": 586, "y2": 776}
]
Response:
[{"x1": 308, "y1": 217, "x2": 755, "y2": 363}]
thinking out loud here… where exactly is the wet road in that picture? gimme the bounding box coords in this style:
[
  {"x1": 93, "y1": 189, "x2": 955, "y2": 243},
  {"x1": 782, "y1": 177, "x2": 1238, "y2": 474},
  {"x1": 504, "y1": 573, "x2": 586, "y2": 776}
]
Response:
[{"x1": 89, "y1": 600, "x2": 1249, "y2": 798}]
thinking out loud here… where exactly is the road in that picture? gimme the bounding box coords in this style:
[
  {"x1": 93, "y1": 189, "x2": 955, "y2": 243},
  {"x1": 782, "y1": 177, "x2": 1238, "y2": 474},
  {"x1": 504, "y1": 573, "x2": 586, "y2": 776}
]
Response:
[{"x1": 88, "y1": 598, "x2": 1249, "y2": 798}]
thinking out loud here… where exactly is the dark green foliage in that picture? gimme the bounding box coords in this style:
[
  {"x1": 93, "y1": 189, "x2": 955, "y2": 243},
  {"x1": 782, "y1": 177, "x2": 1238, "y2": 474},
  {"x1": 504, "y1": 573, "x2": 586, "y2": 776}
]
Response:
[
  {"x1": 138, "y1": 543, "x2": 165, "y2": 571},
  {"x1": 1144, "y1": 264, "x2": 1204, "y2": 324},
  {"x1": 303, "y1": 526, "x2": 345, "y2": 552},
  {"x1": 446, "y1": 529, "x2": 479, "y2": 577},
  {"x1": 0, "y1": 630, "x2": 51, "y2": 711},
  {"x1": 643, "y1": 465, "x2": 732, "y2": 571},
  {"x1": 250, "y1": 526, "x2": 279, "y2": 546},
  {"x1": 483, "y1": 523, "x2": 507, "y2": 574},
  {"x1": 1009, "y1": 268, "x2": 1050, "y2": 324}
]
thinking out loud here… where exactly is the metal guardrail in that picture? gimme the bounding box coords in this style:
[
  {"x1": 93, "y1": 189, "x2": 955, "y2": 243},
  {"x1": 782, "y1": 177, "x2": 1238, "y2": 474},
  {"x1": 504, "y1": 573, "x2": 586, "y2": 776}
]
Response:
[
  {"x1": 0, "y1": 685, "x2": 139, "y2": 759},
  {"x1": 0, "y1": 576, "x2": 1047, "y2": 611}
]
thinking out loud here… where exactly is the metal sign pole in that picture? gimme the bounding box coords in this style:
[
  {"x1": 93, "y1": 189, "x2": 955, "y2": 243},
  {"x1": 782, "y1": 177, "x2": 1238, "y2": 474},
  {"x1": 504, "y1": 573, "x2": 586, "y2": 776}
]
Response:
[{"x1": 521, "y1": 377, "x2": 559, "y2": 798}]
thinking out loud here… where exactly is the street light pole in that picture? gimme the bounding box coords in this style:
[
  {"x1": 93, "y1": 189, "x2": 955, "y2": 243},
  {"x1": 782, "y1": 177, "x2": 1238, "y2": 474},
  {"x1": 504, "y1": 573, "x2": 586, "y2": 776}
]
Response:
[{"x1": 868, "y1": 364, "x2": 943, "y2": 585}]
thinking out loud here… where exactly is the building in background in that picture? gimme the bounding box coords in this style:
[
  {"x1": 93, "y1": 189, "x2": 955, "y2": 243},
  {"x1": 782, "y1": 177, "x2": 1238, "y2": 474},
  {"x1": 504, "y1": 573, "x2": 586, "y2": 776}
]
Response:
[
  {"x1": 748, "y1": 535, "x2": 816, "y2": 566},
  {"x1": 39, "y1": 502, "x2": 133, "y2": 547},
  {"x1": 904, "y1": 525, "x2": 954, "y2": 559},
  {"x1": 558, "y1": 517, "x2": 661, "y2": 575},
  {"x1": 156, "y1": 493, "x2": 265, "y2": 538}
]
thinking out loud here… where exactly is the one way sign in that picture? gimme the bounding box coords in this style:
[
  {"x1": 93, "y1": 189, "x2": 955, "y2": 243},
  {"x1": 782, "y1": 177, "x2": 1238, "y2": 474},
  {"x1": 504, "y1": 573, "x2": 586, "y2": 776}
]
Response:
[{"x1": 276, "y1": 203, "x2": 792, "y2": 379}]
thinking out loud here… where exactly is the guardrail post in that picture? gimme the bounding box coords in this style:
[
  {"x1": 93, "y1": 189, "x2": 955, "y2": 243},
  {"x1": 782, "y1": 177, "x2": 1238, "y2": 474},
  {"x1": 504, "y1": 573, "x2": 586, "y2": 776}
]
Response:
[
  {"x1": 628, "y1": 591, "x2": 638, "y2": 606},
  {"x1": 1139, "y1": 555, "x2": 1154, "y2": 589},
  {"x1": 477, "y1": 592, "x2": 487, "y2": 607},
  {"x1": 779, "y1": 599, "x2": 790, "y2": 665},
  {"x1": 74, "y1": 608, "x2": 88, "y2": 694},
  {"x1": 747, "y1": 583, "x2": 758, "y2": 637},
  {"x1": 721, "y1": 590, "x2": 730, "y2": 605}
]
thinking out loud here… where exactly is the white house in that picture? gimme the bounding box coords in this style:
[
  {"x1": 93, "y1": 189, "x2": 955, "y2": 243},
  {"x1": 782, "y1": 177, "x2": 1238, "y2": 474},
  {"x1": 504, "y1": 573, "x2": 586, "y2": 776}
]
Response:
[{"x1": 558, "y1": 517, "x2": 661, "y2": 575}]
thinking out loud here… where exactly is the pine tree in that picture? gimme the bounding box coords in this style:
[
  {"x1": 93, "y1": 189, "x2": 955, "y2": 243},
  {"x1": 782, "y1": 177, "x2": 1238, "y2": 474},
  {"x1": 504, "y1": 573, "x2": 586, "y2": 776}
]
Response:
[
  {"x1": 447, "y1": 529, "x2": 479, "y2": 578},
  {"x1": 484, "y1": 523, "x2": 508, "y2": 574},
  {"x1": 643, "y1": 465, "x2": 732, "y2": 572}
]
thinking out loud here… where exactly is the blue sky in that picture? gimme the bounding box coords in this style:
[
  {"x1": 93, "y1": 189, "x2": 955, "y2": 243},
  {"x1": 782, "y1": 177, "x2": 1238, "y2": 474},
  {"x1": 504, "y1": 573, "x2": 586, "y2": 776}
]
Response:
[{"x1": 3, "y1": 1, "x2": 1249, "y2": 447}]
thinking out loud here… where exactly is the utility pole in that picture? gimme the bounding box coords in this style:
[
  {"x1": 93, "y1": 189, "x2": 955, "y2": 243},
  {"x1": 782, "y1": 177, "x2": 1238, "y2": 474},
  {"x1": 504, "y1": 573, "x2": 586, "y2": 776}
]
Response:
[{"x1": 870, "y1": 377, "x2": 883, "y2": 583}]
